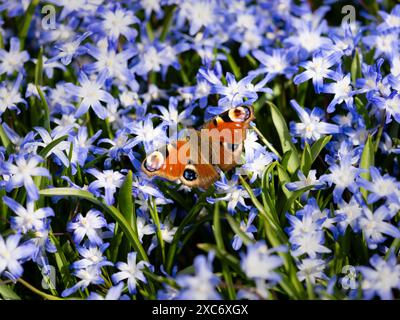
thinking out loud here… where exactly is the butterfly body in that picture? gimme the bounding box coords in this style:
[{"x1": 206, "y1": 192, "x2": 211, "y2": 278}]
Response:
[{"x1": 141, "y1": 106, "x2": 255, "y2": 189}]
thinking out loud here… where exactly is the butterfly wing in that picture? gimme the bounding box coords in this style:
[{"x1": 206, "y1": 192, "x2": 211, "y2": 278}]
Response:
[
  {"x1": 141, "y1": 138, "x2": 219, "y2": 189},
  {"x1": 201, "y1": 106, "x2": 255, "y2": 171}
]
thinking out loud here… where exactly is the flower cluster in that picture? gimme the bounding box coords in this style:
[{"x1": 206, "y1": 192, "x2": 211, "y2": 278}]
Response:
[{"x1": 0, "y1": 0, "x2": 400, "y2": 300}]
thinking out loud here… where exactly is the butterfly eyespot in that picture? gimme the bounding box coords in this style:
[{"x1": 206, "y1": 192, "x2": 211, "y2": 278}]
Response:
[
  {"x1": 183, "y1": 168, "x2": 197, "y2": 181},
  {"x1": 224, "y1": 142, "x2": 240, "y2": 152},
  {"x1": 144, "y1": 151, "x2": 164, "y2": 172},
  {"x1": 229, "y1": 106, "x2": 250, "y2": 122}
]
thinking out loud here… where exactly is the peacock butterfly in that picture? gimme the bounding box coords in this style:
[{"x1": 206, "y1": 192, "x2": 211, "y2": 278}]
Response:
[{"x1": 141, "y1": 105, "x2": 255, "y2": 189}]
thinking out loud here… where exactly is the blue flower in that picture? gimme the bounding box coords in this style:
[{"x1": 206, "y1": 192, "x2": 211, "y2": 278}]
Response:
[
  {"x1": 47, "y1": 31, "x2": 91, "y2": 65},
  {"x1": 128, "y1": 116, "x2": 168, "y2": 154},
  {"x1": 88, "y1": 282, "x2": 127, "y2": 300},
  {"x1": 286, "y1": 199, "x2": 334, "y2": 258},
  {"x1": 70, "y1": 126, "x2": 102, "y2": 172},
  {"x1": 289, "y1": 99, "x2": 340, "y2": 143},
  {"x1": 67, "y1": 209, "x2": 108, "y2": 245},
  {"x1": 34, "y1": 126, "x2": 72, "y2": 168},
  {"x1": 322, "y1": 156, "x2": 363, "y2": 203},
  {"x1": 65, "y1": 69, "x2": 115, "y2": 119},
  {"x1": 72, "y1": 243, "x2": 113, "y2": 270},
  {"x1": 177, "y1": 0, "x2": 218, "y2": 36},
  {"x1": 97, "y1": 131, "x2": 137, "y2": 166},
  {"x1": 207, "y1": 174, "x2": 258, "y2": 214},
  {"x1": 284, "y1": 19, "x2": 333, "y2": 56},
  {"x1": 0, "y1": 233, "x2": 36, "y2": 281},
  {"x1": 363, "y1": 31, "x2": 398, "y2": 59},
  {"x1": 32, "y1": 56, "x2": 66, "y2": 79},
  {"x1": 296, "y1": 258, "x2": 328, "y2": 284},
  {"x1": 241, "y1": 148, "x2": 276, "y2": 183},
  {"x1": 335, "y1": 196, "x2": 364, "y2": 234},
  {"x1": 112, "y1": 252, "x2": 151, "y2": 294},
  {"x1": 329, "y1": 22, "x2": 359, "y2": 56},
  {"x1": 2, "y1": 155, "x2": 50, "y2": 201},
  {"x1": 240, "y1": 241, "x2": 284, "y2": 282},
  {"x1": 85, "y1": 39, "x2": 137, "y2": 86},
  {"x1": 359, "y1": 206, "x2": 400, "y2": 249},
  {"x1": 2, "y1": 196, "x2": 54, "y2": 234},
  {"x1": 291, "y1": 231, "x2": 331, "y2": 259},
  {"x1": 357, "y1": 167, "x2": 399, "y2": 204},
  {"x1": 1, "y1": 123, "x2": 36, "y2": 154},
  {"x1": 87, "y1": 168, "x2": 125, "y2": 205},
  {"x1": 232, "y1": 210, "x2": 257, "y2": 251},
  {"x1": 94, "y1": 4, "x2": 139, "y2": 41},
  {"x1": 372, "y1": 92, "x2": 400, "y2": 124},
  {"x1": 377, "y1": 5, "x2": 400, "y2": 31},
  {"x1": 0, "y1": 0, "x2": 30, "y2": 17},
  {"x1": 380, "y1": 132, "x2": 400, "y2": 154},
  {"x1": 154, "y1": 96, "x2": 196, "y2": 127},
  {"x1": 357, "y1": 253, "x2": 400, "y2": 300},
  {"x1": 62, "y1": 266, "x2": 104, "y2": 297},
  {"x1": 286, "y1": 169, "x2": 326, "y2": 193},
  {"x1": 175, "y1": 252, "x2": 221, "y2": 300},
  {"x1": 294, "y1": 51, "x2": 342, "y2": 94},
  {"x1": 356, "y1": 59, "x2": 390, "y2": 100},
  {"x1": 199, "y1": 69, "x2": 270, "y2": 108},
  {"x1": 0, "y1": 37, "x2": 29, "y2": 76},
  {"x1": 322, "y1": 72, "x2": 358, "y2": 113},
  {"x1": 0, "y1": 73, "x2": 26, "y2": 116},
  {"x1": 251, "y1": 48, "x2": 298, "y2": 82}
]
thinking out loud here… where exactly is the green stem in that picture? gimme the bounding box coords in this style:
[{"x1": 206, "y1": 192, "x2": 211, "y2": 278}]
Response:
[
  {"x1": 36, "y1": 85, "x2": 51, "y2": 132},
  {"x1": 225, "y1": 51, "x2": 242, "y2": 79},
  {"x1": 17, "y1": 278, "x2": 63, "y2": 300},
  {"x1": 146, "y1": 21, "x2": 154, "y2": 42},
  {"x1": 213, "y1": 203, "x2": 236, "y2": 299},
  {"x1": 18, "y1": 0, "x2": 40, "y2": 50},
  {"x1": 149, "y1": 197, "x2": 165, "y2": 265},
  {"x1": 160, "y1": 6, "x2": 175, "y2": 42},
  {"x1": 252, "y1": 125, "x2": 282, "y2": 160},
  {"x1": 0, "y1": 123, "x2": 11, "y2": 149}
]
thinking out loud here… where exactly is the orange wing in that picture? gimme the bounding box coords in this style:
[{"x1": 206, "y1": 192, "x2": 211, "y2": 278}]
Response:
[
  {"x1": 141, "y1": 139, "x2": 219, "y2": 189},
  {"x1": 201, "y1": 106, "x2": 255, "y2": 171}
]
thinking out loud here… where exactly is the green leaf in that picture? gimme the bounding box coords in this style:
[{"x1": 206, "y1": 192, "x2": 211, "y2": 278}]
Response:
[
  {"x1": 0, "y1": 284, "x2": 21, "y2": 300},
  {"x1": 310, "y1": 135, "x2": 331, "y2": 164},
  {"x1": 212, "y1": 203, "x2": 235, "y2": 299},
  {"x1": 268, "y1": 101, "x2": 299, "y2": 174},
  {"x1": 118, "y1": 171, "x2": 134, "y2": 228},
  {"x1": 277, "y1": 164, "x2": 292, "y2": 199},
  {"x1": 166, "y1": 191, "x2": 212, "y2": 273},
  {"x1": 34, "y1": 47, "x2": 43, "y2": 86},
  {"x1": 36, "y1": 85, "x2": 51, "y2": 132},
  {"x1": 359, "y1": 135, "x2": 375, "y2": 199},
  {"x1": 197, "y1": 243, "x2": 245, "y2": 277},
  {"x1": 38, "y1": 135, "x2": 69, "y2": 158},
  {"x1": 160, "y1": 6, "x2": 175, "y2": 42},
  {"x1": 300, "y1": 143, "x2": 312, "y2": 176},
  {"x1": 363, "y1": 0, "x2": 379, "y2": 16},
  {"x1": 0, "y1": 189, "x2": 7, "y2": 231},
  {"x1": 225, "y1": 50, "x2": 242, "y2": 79},
  {"x1": 39, "y1": 188, "x2": 149, "y2": 263},
  {"x1": 0, "y1": 123, "x2": 10, "y2": 149},
  {"x1": 149, "y1": 197, "x2": 165, "y2": 264},
  {"x1": 239, "y1": 176, "x2": 282, "y2": 239},
  {"x1": 297, "y1": 81, "x2": 308, "y2": 107},
  {"x1": 18, "y1": 0, "x2": 40, "y2": 50},
  {"x1": 280, "y1": 185, "x2": 314, "y2": 216},
  {"x1": 351, "y1": 48, "x2": 362, "y2": 84}
]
